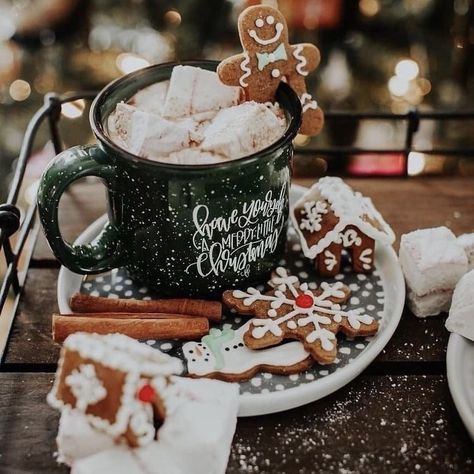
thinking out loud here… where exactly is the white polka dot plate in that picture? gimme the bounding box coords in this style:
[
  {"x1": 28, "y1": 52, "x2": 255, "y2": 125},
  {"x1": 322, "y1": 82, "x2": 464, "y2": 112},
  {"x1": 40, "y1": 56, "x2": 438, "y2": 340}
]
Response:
[{"x1": 58, "y1": 184, "x2": 405, "y2": 416}]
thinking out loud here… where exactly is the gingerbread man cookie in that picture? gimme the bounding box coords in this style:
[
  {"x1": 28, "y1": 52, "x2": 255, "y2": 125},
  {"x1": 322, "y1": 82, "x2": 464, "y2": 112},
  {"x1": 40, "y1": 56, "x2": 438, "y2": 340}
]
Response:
[
  {"x1": 223, "y1": 267, "x2": 378, "y2": 364},
  {"x1": 217, "y1": 4, "x2": 324, "y2": 135}
]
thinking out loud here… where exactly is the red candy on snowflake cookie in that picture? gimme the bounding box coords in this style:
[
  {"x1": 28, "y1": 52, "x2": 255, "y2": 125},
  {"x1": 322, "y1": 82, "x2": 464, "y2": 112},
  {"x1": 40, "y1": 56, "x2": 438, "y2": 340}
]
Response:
[
  {"x1": 217, "y1": 4, "x2": 324, "y2": 135},
  {"x1": 291, "y1": 177, "x2": 395, "y2": 277},
  {"x1": 47, "y1": 333, "x2": 182, "y2": 447},
  {"x1": 223, "y1": 267, "x2": 378, "y2": 364}
]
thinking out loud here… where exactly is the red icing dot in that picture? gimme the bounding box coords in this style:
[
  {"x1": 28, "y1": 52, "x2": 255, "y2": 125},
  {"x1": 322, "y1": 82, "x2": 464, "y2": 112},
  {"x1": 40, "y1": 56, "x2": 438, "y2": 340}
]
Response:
[
  {"x1": 295, "y1": 294, "x2": 314, "y2": 309},
  {"x1": 137, "y1": 383, "x2": 155, "y2": 403}
]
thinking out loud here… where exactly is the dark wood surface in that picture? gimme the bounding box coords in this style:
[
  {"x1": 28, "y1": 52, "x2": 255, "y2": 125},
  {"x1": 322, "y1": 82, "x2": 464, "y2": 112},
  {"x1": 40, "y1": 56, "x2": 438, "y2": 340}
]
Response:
[{"x1": 2, "y1": 176, "x2": 474, "y2": 473}]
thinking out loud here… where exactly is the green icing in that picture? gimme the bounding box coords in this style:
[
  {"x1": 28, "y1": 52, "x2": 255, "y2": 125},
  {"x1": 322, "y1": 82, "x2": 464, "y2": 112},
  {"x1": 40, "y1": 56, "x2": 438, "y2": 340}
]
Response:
[{"x1": 202, "y1": 327, "x2": 234, "y2": 370}]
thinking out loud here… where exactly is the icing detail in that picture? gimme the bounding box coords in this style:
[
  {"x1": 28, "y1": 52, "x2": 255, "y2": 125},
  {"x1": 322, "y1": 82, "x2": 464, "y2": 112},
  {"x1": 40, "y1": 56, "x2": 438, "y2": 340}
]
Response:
[
  {"x1": 300, "y1": 92, "x2": 318, "y2": 113},
  {"x1": 239, "y1": 51, "x2": 252, "y2": 87},
  {"x1": 248, "y1": 22, "x2": 284, "y2": 46},
  {"x1": 359, "y1": 247, "x2": 373, "y2": 270},
  {"x1": 256, "y1": 43, "x2": 288, "y2": 71},
  {"x1": 293, "y1": 45, "x2": 308, "y2": 76},
  {"x1": 183, "y1": 321, "x2": 309, "y2": 377},
  {"x1": 299, "y1": 200, "x2": 328, "y2": 233},
  {"x1": 201, "y1": 327, "x2": 234, "y2": 370},
  {"x1": 233, "y1": 268, "x2": 373, "y2": 349},
  {"x1": 271, "y1": 68, "x2": 280, "y2": 78},
  {"x1": 291, "y1": 177, "x2": 396, "y2": 259},
  {"x1": 324, "y1": 250, "x2": 337, "y2": 272},
  {"x1": 336, "y1": 229, "x2": 362, "y2": 247},
  {"x1": 65, "y1": 364, "x2": 106, "y2": 411}
]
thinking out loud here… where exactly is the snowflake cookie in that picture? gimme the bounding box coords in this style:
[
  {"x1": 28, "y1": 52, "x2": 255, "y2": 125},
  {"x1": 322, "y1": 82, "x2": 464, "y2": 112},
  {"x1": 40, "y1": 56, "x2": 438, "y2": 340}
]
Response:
[
  {"x1": 223, "y1": 267, "x2": 379, "y2": 364},
  {"x1": 47, "y1": 333, "x2": 182, "y2": 447}
]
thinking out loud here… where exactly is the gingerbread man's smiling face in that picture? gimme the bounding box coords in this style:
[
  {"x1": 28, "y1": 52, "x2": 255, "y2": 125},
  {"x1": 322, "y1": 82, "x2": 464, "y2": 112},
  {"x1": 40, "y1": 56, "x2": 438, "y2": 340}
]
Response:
[{"x1": 238, "y1": 6, "x2": 289, "y2": 52}]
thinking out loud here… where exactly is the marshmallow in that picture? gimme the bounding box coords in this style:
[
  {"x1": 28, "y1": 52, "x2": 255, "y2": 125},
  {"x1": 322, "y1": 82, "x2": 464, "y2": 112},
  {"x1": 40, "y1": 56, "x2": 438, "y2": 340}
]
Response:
[
  {"x1": 399, "y1": 227, "x2": 468, "y2": 297},
  {"x1": 109, "y1": 103, "x2": 198, "y2": 156},
  {"x1": 457, "y1": 233, "x2": 474, "y2": 271},
  {"x1": 56, "y1": 408, "x2": 116, "y2": 466},
  {"x1": 151, "y1": 149, "x2": 227, "y2": 165},
  {"x1": 130, "y1": 81, "x2": 170, "y2": 115},
  {"x1": 201, "y1": 102, "x2": 286, "y2": 159},
  {"x1": 445, "y1": 269, "x2": 474, "y2": 341},
  {"x1": 162, "y1": 65, "x2": 241, "y2": 119},
  {"x1": 406, "y1": 289, "x2": 453, "y2": 318},
  {"x1": 70, "y1": 377, "x2": 239, "y2": 474}
]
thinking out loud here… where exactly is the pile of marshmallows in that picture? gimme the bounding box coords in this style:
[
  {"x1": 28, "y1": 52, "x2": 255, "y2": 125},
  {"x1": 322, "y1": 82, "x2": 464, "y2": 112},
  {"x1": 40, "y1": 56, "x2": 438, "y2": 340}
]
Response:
[
  {"x1": 399, "y1": 227, "x2": 474, "y2": 339},
  {"x1": 108, "y1": 65, "x2": 286, "y2": 165}
]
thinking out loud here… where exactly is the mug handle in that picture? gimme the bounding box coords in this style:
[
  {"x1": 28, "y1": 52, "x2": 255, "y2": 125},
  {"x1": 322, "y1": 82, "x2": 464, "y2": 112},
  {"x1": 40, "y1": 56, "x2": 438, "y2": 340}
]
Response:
[{"x1": 37, "y1": 144, "x2": 124, "y2": 274}]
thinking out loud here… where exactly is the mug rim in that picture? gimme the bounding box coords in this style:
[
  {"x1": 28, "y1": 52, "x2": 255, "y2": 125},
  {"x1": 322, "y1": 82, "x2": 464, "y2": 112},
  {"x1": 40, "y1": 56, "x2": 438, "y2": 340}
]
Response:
[{"x1": 90, "y1": 60, "x2": 302, "y2": 170}]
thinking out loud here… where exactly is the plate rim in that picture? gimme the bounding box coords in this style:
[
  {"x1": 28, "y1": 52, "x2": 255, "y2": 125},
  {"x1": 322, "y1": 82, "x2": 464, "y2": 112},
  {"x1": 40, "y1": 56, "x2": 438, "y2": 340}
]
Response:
[
  {"x1": 447, "y1": 332, "x2": 474, "y2": 441},
  {"x1": 57, "y1": 183, "x2": 405, "y2": 417}
]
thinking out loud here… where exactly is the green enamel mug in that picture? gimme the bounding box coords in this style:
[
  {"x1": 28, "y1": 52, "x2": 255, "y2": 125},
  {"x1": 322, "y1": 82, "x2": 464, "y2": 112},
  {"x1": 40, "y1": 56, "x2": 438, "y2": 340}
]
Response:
[{"x1": 37, "y1": 61, "x2": 302, "y2": 297}]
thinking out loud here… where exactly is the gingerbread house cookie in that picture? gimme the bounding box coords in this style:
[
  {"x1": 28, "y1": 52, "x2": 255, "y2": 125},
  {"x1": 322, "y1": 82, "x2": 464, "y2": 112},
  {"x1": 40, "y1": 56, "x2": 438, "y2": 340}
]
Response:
[
  {"x1": 291, "y1": 177, "x2": 395, "y2": 277},
  {"x1": 48, "y1": 333, "x2": 182, "y2": 448}
]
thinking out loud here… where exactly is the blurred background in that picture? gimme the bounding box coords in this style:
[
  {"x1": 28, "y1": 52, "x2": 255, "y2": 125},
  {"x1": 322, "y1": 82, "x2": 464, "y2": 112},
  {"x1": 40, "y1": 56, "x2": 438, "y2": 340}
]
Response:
[{"x1": 0, "y1": 0, "x2": 473, "y2": 201}]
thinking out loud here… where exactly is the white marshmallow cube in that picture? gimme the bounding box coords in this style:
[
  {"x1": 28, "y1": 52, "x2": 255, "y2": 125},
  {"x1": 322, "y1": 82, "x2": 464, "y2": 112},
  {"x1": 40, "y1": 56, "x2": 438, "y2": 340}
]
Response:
[
  {"x1": 457, "y1": 233, "x2": 474, "y2": 271},
  {"x1": 162, "y1": 65, "x2": 241, "y2": 119},
  {"x1": 406, "y1": 289, "x2": 453, "y2": 318},
  {"x1": 399, "y1": 227, "x2": 468, "y2": 296},
  {"x1": 201, "y1": 102, "x2": 286, "y2": 159}
]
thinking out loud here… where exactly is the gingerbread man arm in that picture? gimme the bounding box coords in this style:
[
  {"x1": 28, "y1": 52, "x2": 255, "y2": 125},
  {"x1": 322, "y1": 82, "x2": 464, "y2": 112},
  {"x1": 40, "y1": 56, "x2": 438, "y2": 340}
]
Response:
[
  {"x1": 217, "y1": 52, "x2": 250, "y2": 88},
  {"x1": 291, "y1": 43, "x2": 321, "y2": 76}
]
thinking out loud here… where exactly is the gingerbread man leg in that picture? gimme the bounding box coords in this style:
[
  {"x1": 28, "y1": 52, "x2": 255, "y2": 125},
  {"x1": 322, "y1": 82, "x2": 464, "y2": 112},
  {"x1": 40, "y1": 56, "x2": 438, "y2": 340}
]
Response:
[{"x1": 286, "y1": 74, "x2": 324, "y2": 136}]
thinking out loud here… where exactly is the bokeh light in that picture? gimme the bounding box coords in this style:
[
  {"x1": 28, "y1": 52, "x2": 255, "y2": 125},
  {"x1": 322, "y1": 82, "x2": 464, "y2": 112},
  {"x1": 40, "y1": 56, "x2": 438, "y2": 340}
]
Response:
[
  {"x1": 61, "y1": 99, "x2": 86, "y2": 119},
  {"x1": 164, "y1": 10, "x2": 182, "y2": 27},
  {"x1": 388, "y1": 76, "x2": 409, "y2": 97},
  {"x1": 9, "y1": 79, "x2": 31, "y2": 101},
  {"x1": 407, "y1": 152, "x2": 426, "y2": 176},
  {"x1": 359, "y1": 0, "x2": 380, "y2": 17},
  {"x1": 395, "y1": 59, "x2": 419, "y2": 80},
  {"x1": 116, "y1": 53, "x2": 150, "y2": 75}
]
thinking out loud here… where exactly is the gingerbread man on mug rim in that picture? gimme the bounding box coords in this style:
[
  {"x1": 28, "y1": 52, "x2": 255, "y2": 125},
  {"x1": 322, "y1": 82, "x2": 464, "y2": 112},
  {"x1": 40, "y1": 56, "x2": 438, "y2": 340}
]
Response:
[{"x1": 217, "y1": 4, "x2": 324, "y2": 136}]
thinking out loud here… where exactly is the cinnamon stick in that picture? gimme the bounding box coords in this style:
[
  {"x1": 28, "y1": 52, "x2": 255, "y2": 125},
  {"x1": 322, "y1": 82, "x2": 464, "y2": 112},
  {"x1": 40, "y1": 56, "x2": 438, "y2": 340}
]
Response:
[
  {"x1": 70, "y1": 293, "x2": 222, "y2": 322},
  {"x1": 59, "y1": 312, "x2": 204, "y2": 320},
  {"x1": 52, "y1": 313, "x2": 209, "y2": 344}
]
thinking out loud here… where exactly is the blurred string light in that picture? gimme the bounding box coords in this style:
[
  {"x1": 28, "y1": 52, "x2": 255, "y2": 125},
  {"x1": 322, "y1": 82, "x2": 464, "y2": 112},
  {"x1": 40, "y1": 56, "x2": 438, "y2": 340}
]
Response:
[
  {"x1": 388, "y1": 75, "x2": 410, "y2": 97},
  {"x1": 388, "y1": 58, "x2": 431, "y2": 106},
  {"x1": 9, "y1": 79, "x2": 31, "y2": 101},
  {"x1": 359, "y1": 0, "x2": 380, "y2": 17},
  {"x1": 88, "y1": 25, "x2": 173, "y2": 63},
  {"x1": 116, "y1": 53, "x2": 150, "y2": 74},
  {"x1": 0, "y1": 16, "x2": 16, "y2": 40},
  {"x1": 395, "y1": 59, "x2": 419, "y2": 80},
  {"x1": 407, "y1": 151, "x2": 426, "y2": 176},
  {"x1": 61, "y1": 99, "x2": 86, "y2": 119},
  {"x1": 164, "y1": 10, "x2": 182, "y2": 27}
]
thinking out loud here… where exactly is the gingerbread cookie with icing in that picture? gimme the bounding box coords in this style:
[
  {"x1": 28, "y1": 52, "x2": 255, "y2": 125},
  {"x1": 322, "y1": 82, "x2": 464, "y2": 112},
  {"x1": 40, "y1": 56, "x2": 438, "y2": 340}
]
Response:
[
  {"x1": 47, "y1": 333, "x2": 182, "y2": 447},
  {"x1": 217, "y1": 4, "x2": 324, "y2": 135},
  {"x1": 223, "y1": 267, "x2": 378, "y2": 364}
]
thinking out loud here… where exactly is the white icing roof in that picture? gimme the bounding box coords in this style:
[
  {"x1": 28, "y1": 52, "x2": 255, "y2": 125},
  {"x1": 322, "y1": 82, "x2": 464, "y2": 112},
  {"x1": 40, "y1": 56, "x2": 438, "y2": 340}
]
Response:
[
  {"x1": 64, "y1": 333, "x2": 183, "y2": 377},
  {"x1": 291, "y1": 177, "x2": 395, "y2": 259}
]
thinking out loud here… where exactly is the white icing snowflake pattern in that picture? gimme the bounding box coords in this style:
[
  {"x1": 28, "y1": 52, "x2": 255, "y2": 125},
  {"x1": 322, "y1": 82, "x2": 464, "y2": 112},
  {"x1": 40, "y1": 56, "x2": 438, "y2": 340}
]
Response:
[
  {"x1": 299, "y1": 201, "x2": 328, "y2": 233},
  {"x1": 65, "y1": 364, "x2": 107, "y2": 411},
  {"x1": 233, "y1": 267, "x2": 375, "y2": 353}
]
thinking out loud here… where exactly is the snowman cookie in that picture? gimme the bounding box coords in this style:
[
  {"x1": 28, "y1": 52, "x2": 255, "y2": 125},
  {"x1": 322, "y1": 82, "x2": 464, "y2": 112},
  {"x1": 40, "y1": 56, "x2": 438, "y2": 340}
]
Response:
[
  {"x1": 217, "y1": 4, "x2": 324, "y2": 135},
  {"x1": 183, "y1": 323, "x2": 312, "y2": 382}
]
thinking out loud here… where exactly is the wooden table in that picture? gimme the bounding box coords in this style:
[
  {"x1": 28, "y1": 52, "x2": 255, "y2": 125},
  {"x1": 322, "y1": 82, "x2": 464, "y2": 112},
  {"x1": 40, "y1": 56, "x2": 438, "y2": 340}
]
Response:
[{"x1": 1, "y1": 177, "x2": 473, "y2": 473}]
